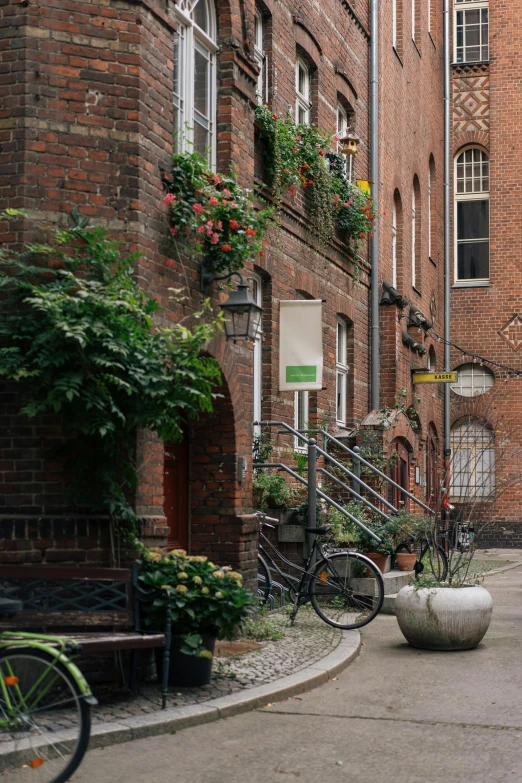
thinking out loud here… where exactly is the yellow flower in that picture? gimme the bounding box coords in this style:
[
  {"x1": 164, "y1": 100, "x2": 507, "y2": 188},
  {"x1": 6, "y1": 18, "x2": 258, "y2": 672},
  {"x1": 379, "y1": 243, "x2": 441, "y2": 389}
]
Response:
[
  {"x1": 148, "y1": 552, "x2": 161, "y2": 562},
  {"x1": 178, "y1": 572, "x2": 188, "y2": 580},
  {"x1": 226, "y1": 571, "x2": 243, "y2": 582},
  {"x1": 201, "y1": 587, "x2": 210, "y2": 595},
  {"x1": 193, "y1": 576, "x2": 203, "y2": 585},
  {"x1": 187, "y1": 555, "x2": 208, "y2": 563},
  {"x1": 198, "y1": 650, "x2": 213, "y2": 660},
  {"x1": 160, "y1": 585, "x2": 171, "y2": 590},
  {"x1": 175, "y1": 584, "x2": 188, "y2": 594},
  {"x1": 168, "y1": 549, "x2": 187, "y2": 558},
  {"x1": 215, "y1": 591, "x2": 223, "y2": 599},
  {"x1": 213, "y1": 571, "x2": 225, "y2": 579}
]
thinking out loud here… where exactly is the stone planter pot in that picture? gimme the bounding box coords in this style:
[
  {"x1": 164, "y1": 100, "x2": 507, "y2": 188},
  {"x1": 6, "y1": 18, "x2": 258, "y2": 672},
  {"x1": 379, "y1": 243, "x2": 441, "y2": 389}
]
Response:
[
  {"x1": 364, "y1": 553, "x2": 391, "y2": 574},
  {"x1": 395, "y1": 552, "x2": 417, "y2": 572},
  {"x1": 395, "y1": 585, "x2": 493, "y2": 651}
]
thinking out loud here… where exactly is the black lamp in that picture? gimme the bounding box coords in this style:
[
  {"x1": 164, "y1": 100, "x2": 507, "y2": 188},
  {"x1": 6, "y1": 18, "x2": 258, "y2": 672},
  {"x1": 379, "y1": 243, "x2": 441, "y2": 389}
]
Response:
[{"x1": 200, "y1": 268, "x2": 262, "y2": 343}]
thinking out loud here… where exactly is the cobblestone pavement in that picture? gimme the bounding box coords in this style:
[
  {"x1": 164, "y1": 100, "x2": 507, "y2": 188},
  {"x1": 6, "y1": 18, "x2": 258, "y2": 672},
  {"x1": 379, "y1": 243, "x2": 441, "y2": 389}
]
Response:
[{"x1": 91, "y1": 608, "x2": 341, "y2": 725}]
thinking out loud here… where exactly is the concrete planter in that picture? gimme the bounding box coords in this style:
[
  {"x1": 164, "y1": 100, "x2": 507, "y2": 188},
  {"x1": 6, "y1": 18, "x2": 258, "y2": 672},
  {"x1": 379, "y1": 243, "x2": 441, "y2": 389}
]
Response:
[{"x1": 395, "y1": 584, "x2": 493, "y2": 651}]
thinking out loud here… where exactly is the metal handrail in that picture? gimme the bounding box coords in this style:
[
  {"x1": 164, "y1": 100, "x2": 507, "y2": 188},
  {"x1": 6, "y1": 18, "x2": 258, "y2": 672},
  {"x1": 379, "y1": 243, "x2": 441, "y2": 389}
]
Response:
[
  {"x1": 317, "y1": 467, "x2": 393, "y2": 523},
  {"x1": 253, "y1": 462, "x2": 381, "y2": 543}
]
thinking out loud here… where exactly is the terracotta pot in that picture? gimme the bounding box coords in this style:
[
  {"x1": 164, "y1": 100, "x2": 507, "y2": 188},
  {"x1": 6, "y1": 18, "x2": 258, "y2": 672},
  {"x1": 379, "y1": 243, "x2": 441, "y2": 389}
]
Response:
[
  {"x1": 364, "y1": 552, "x2": 391, "y2": 574},
  {"x1": 395, "y1": 552, "x2": 417, "y2": 572}
]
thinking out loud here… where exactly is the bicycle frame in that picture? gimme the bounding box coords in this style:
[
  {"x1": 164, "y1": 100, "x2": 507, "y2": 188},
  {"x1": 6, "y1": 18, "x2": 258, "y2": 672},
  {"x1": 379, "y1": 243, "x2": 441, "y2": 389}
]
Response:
[{"x1": 0, "y1": 630, "x2": 97, "y2": 721}]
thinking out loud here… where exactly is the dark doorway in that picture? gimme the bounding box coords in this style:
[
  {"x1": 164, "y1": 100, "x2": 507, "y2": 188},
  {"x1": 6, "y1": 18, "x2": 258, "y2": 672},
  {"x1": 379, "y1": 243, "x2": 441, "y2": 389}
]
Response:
[
  {"x1": 163, "y1": 436, "x2": 189, "y2": 551},
  {"x1": 391, "y1": 439, "x2": 410, "y2": 510}
]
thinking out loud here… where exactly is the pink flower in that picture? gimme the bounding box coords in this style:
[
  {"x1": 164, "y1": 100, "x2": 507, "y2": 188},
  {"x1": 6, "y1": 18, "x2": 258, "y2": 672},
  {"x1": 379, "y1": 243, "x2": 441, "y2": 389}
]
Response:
[
  {"x1": 216, "y1": 220, "x2": 223, "y2": 230},
  {"x1": 333, "y1": 134, "x2": 340, "y2": 143},
  {"x1": 206, "y1": 220, "x2": 214, "y2": 228},
  {"x1": 163, "y1": 193, "x2": 176, "y2": 206},
  {"x1": 197, "y1": 225, "x2": 206, "y2": 233},
  {"x1": 211, "y1": 233, "x2": 219, "y2": 244},
  {"x1": 213, "y1": 174, "x2": 221, "y2": 185},
  {"x1": 230, "y1": 201, "x2": 237, "y2": 208},
  {"x1": 192, "y1": 203, "x2": 205, "y2": 214},
  {"x1": 222, "y1": 200, "x2": 227, "y2": 207},
  {"x1": 206, "y1": 229, "x2": 213, "y2": 236},
  {"x1": 209, "y1": 196, "x2": 219, "y2": 207},
  {"x1": 222, "y1": 188, "x2": 231, "y2": 198},
  {"x1": 170, "y1": 226, "x2": 178, "y2": 236},
  {"x1": 165, "y1": 259, "x2": 175, "y2": 268}
]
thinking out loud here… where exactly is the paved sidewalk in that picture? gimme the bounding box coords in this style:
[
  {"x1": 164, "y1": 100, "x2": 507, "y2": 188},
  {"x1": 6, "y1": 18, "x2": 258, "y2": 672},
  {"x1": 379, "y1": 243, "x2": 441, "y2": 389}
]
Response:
[{"x1": 77, "y1": 555, "x2": 522, "y2": 783}]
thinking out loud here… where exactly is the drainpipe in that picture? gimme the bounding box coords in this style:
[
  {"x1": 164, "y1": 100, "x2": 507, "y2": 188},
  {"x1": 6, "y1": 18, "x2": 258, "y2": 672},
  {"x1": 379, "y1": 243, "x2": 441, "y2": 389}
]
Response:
[
  {"x1": 370, "y1": 0, "x2": 379, "y2": 411},
  {"x1": 443, "y1": 0, "x2": 451, "y2": 455}
]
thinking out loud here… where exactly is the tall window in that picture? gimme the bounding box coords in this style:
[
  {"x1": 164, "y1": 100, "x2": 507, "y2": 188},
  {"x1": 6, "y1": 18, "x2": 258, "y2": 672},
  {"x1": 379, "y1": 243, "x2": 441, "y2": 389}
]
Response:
[
  {"x1": 412, "y1": 0, "x2": 420, "y2": 43},
  {"x1": 252, "y1": 274, "x2": 263, "y2": 438},
  {"x1": 411, "y1": 178, "x2": 421, "y2": 290},
  {"x1": 392, "y1": 0, "x2": 397, "y2": 48},
  {"x1": 253, "y1": 10, "x2": 266, "y2": 103},
  {"x1": 336, "y1": 319, "x2": 348, "y2": 425},
  {"x1": 337, "y1": 101, "x2": 352, "y2": 179},
  {"x1": 428, "y1": 0, "x2": 431, "y2": 35},
  {"x1": 455, "y1": 147, "x2": 489, "y2": 283},
  {"x1": 455, "y1": 0, "x2": 489, "y2": 63},
  {"x1": 392, "y1": 200, "x2": 398, "y2": 289},
  {"x1": 295, "y1": 57, "x2": 311, "y2": 125},
  {"x1": 451, "y1": 419, "x2": 495, "y2": 499},
  {"x1": 173, "y1": 0, "x2": 217, "y2": 163},
  {"x1": 428, "y1": 156, "x2": 436, "y2": 260}
]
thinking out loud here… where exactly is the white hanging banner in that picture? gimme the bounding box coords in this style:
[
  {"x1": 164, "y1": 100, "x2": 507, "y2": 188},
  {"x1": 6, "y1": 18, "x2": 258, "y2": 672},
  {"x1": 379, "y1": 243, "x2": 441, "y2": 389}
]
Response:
[{"x1": 279, "y1": 300, "x2": 323, "y2": 391}]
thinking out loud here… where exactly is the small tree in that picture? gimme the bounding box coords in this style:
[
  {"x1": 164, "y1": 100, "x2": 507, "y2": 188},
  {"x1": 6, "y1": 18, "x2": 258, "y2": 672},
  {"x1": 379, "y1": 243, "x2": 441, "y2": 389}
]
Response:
[{"x1": 0, "y1": 210, "x2": 222, "y2": 539}]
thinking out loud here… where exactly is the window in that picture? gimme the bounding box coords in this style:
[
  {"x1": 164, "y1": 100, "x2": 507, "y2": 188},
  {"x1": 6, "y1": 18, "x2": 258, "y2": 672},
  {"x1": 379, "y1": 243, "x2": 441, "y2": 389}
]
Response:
[
  {"x1": 173, "y1": 0, "x2": 217, "y2": 163},
  {"x1": 411, "y1": 178, "x2": 421, "y2": 290},
  {"x1": 428, "y1": 345, "x2": 436, "y2": 370},
  {"x1": 451, "y1": 363, "x2": 494, "y2": 397},
  {"x1": 337, "y1": 102, "x2": 350, "y2": 179},
  {"x1": 451, "y1": 419, "x2": 495, "y2": 499},
  {"x1": 253, "y1": 10, "x2": 267, "y2": 103},
  {"x1": 252, "y1": 274, "x2": 263, "y2": 438},
  {"x1": 392, "y1": 190, "x2": 402, "y2": 290},
  {"x1": 336, "y1": 319, "x2": 348, "y2": 425},
  {"x1": 428, "y1": 156, "x2": 436, "y2": 260},
  {"x1": 412, "y1": 0, "x2": 420, "y2": 43},
  {"x1": 392, "y1": 0, "x2": 397, "y2": 48},
  {"x1": 392, "y1": 200, "x2": 398, "y2": 289},
  {"x1": 428, "y1": 0, "x2": 431, "y2": 35},
  {"x1": 455, "y1": 0, "x2": 489, "y2": 63},
  {"x1": 295, "y1": 58, "x2": 311, "y2": 125},
  {"x1": 455, "y1": 148, "x2": 489, "y2": 283},
  {"x1": 428, "y1": 165, "x2": 432, "y2": 259}
]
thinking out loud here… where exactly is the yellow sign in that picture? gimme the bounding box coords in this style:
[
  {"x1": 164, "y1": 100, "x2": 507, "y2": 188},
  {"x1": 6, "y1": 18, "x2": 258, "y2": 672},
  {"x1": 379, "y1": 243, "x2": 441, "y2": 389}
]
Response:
[
  {"x1": 356, "y1": 179, "x2": 373, "y2": 196},
  {"x1": 413, "y1": 372, "x2": 457, "y2": 384}
]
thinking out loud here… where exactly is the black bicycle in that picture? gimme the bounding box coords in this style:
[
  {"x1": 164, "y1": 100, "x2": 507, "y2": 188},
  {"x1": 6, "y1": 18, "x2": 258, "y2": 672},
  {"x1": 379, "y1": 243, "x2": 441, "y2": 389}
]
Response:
[
  {"x1": 256, "y1": 513, "x2": 385, "y2": 630},
  {"x1": 393, "y1": 529, "x2": 449, "y2": 581}
]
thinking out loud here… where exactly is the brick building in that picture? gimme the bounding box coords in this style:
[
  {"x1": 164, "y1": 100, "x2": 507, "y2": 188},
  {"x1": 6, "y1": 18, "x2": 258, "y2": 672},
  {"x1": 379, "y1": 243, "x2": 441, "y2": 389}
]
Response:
[
  {"x1": 448, "y1": 0, "x2": 522, "y2": 545},
  {"x1": 0, "y1": 0, "x2": 447, "y2": 575}
]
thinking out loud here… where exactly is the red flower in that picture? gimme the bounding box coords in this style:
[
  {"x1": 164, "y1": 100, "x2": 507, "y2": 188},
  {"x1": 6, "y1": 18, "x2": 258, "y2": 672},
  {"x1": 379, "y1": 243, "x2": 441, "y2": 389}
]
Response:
[
  {"x1": 369, "y1": 233, "x2": 374, "y2": 238},
  {"x1": 263, "y1": 239, "x2": 269, "y2": 245},
  {"x1": 319, "y1": 150, "x2": 324, "y2": 156},
  {"x1": 163, "y1": 193, "x2": 176, "y2": 206},
  {"x1": 284, "y1": 168, "x2": 290, "y2": 175},
  {"x1": 293, "y1": 147, "x2": 298, "y2": 152},
  {"x1": 170, "y1": 226, "x2": 178, "y2": 236},
  {"x1": 221, "y1": 244, "x2": 232, "y2": 251},
  {"x1": 229, "y1": 219, "x2": 239, "y2": 230},
  {"x1": 192, "y1": 203, "x2": 205, "y2": 214},
  {"x1": 260, "y1": 250, "x2": 265, "y2": 257},
  {"x1": 303, "y1": 163, "x2": 309, "y2": 170},
  {"x1": 165, "y1": 259, "x2": 175, "y2": 268},
  {"x1": 296, "y1": 135, "x2": 302, "y2": 141},
  {"x1": 272, "y1": 113, "x2": 278, "y2": 120},
  {"x1": 245, "y1": 228, "x2": 256, "y2": 236},
  {"x1": 359, "y1": 232, "x2": 365, "y2": 238},
  {"x1": 212, "y1": 173, "x2": 221, "y2": 185}
]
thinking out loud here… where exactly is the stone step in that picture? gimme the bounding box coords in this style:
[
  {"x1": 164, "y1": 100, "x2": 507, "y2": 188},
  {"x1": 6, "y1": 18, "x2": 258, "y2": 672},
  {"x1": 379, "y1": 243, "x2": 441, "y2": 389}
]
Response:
[
  {"x1": 381, "y1": 569, "x2": 413, "y2": 595},
  {"x1": 381, "y1": 593, "x2": 398, "y2": 615}
]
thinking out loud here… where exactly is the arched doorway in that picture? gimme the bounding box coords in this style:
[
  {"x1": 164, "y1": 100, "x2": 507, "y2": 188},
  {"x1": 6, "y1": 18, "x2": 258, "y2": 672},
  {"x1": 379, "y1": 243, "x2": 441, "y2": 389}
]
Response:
[
  {"x1": 390, "y1": 438, "x2": 411, "y2": 510},
  {"x1": 163, "y1": 433, "x2": 189, "y2": 551}
]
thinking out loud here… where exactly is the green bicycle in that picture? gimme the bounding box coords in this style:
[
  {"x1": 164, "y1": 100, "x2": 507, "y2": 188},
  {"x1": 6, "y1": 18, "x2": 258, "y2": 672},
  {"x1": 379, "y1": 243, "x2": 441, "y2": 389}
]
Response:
[{"x1": 0, "y1": 598, "x2": 97, "y2": 783}]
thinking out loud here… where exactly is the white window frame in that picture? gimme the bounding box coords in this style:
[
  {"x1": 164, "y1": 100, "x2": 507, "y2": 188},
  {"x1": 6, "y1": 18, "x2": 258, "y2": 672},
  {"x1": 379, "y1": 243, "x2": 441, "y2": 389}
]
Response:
[
  {"x1": 454, "y1": 0, "x2": 489, "y2": 64},
  {"x1": 450, "y1": 420, "x2": 495, "y2": 500},
  {"x1": 392, "y1": 0, "x2": 397, "y2": 49},
  {"x1": 451, "y1": 363, "x2": 494, "y2": 397},
  {"x1": 392, "y1": 200, "x2": 398, "y2": 289},
  {"x1": 336, "y1": 319, "x2": 348, "y2": 426},
  {"x1": 337, "y1": 102, "x2": 349, "y2": 177},
  {"x1": 411, "y1": 190, "x2": 416, "y2": 288},
  {"x1": 252, "y1": 274, "x2": 263, "y2": 438},
  {"x1": 295, "y1": 57, "x2": 311, "y2": 125},
  {"x1": 172, "y1": 0, "x2": 218, "y2": 166},
  {"x1": 253, "y1": 9, "x2": 267, "y2": 104},
  {"x1": 454, "y1": 147, "x2": 490, "y2": 284},
  {"x1": 428, "y1": 0, "x2": 431, "y2": 35}
]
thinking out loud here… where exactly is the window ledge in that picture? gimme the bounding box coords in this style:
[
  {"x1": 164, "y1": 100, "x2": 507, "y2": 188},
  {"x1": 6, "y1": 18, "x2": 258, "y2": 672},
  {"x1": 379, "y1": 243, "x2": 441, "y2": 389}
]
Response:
[
  {"x1": 412, "y1": 39, "x2": 422, "y2": 57},
  {"x1": 428, "y1": 31, "x2": 436, "y2": 50},
  {"x1": 429, "y1": 255, "x2": 437, "y2": 267},
  {"x1": 452, "y1": 281, "x2": 490, "y2": 288},
  {"x1": 392, "y1": 46, "x2": 404, "y2": 67},
  {"x1": 412, "y1": 285, "x2": 422, "y2": 296}
]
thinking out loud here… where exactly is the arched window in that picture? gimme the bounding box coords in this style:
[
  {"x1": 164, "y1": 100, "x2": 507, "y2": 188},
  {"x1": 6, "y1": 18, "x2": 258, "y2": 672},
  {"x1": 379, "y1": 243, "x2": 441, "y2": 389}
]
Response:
[
  {"x1": 336, "y1": 318, "x2": 349, "y2": 425},
  {"x1": 428, "y1": 345, "x2": 436, "y2": 370},
  {"x1": 451, "y1": 419, "x2": 495, "y2": 499},
  {"x1": 392, "y1": 189, "x2": 403, "y2": 290},
  {"x1": 173, "y1": 0, "x2": 217, "y2": 163},
  {"x1": 451, "y1": 362, "x2": 494, "y2": 397},
  {"x1": 412, "y1": 176, "x2": 421, "y2": 290},
  {"x1": 455, "y1": 147, "x2": 489, "y2": 283}
]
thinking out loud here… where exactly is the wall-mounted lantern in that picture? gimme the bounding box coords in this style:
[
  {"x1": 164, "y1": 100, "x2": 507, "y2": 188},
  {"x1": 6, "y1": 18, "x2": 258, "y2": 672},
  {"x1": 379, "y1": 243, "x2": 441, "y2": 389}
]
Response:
[{"x1": 200, "y1": 268, "x2": 262, "y2": 344}]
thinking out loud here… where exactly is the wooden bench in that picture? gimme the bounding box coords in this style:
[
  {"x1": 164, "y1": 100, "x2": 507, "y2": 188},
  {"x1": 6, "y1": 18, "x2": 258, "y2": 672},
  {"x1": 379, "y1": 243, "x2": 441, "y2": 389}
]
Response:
[{"x1": 0, "y1": 565, "x2": 171, "y2": 708}]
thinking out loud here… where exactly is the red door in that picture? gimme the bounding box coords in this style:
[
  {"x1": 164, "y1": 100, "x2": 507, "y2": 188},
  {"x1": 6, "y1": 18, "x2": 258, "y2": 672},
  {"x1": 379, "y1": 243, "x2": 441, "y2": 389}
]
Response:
[
  {"x1": 163, "y1": 439, "x2": 189, "y2": 551},
  {"x1": 391, "y1": 441, "x2": 410, "y2": 510}
]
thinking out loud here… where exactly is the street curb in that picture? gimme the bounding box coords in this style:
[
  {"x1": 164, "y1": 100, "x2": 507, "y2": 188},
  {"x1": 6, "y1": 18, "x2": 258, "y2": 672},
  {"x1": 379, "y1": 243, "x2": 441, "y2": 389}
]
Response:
[
  {"x1": 87, "y1": 629, "x2": 360, "y2": 749},
  {"x1": 481, "y1": 559, "x2": 522, "y2": 577}
]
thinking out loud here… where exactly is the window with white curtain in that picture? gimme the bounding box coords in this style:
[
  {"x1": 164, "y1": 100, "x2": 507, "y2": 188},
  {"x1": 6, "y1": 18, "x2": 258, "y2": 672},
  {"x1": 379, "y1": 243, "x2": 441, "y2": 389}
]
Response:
[
  {"x1": 455, "y1": 0, "x2": 489, "y2": 63},
  {"x1": 173, "y1": 0, "x2": 217, "y2": 163},
  {"x1": 296, "y1": 58, "x2": 311, "y2": 125},
  {"x1": 253, "y1": 10, "x2": 266, "y2": 104},
  {"x1": 252, "y1": 274, "x2": 263, "y2": 438},
  {"x1": 336, "y1": 319, "x2": 348, "y2": 425},
  {"x1": 455, "y1": 147, "x2": 489, "y2": 282},
  {"x1": 450, "y1": 419, "x2": 495, "y2": 499}
]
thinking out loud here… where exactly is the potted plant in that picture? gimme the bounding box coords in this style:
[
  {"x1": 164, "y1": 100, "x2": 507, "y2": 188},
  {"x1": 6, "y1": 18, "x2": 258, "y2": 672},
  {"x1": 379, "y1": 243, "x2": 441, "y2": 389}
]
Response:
[
  {"x1": 252, "y1": 472, "x2": 296, "y2": 511},
  {"x1": 386, "y1": 512, "x2": 424, "y2": 572},
  {"x1": 357, "y1": 528, "x2": 396, "y2": 573},
  {"x1": 394, "y1": 519, "x2": 493, "y2": 651},
  {"x1": 137, "y1": 547, "x2": 254, "y2": 687}
]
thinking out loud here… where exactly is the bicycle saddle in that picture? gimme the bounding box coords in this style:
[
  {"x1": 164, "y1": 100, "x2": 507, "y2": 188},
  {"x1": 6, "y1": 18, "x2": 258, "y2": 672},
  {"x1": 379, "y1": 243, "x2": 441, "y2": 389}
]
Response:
[{"x1": 304, "y1": 526, "x2": 331, "y2": 535}]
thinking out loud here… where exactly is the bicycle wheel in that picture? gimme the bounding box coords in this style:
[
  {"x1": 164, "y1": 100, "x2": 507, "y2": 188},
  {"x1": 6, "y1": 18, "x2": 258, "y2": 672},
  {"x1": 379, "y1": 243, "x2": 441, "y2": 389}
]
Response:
[
  {"x1": 310, "y1": 552, "x2": 384, "y2": 629},
  {"x1": 419, "y1": 542, "x2": 448, "y2": 581},
  {"x1": 0, "y1": 648, "x2": 91, "y2": 783},
  {"x1": 257, "y1": 553, "x2": 272, "y2": 607}
]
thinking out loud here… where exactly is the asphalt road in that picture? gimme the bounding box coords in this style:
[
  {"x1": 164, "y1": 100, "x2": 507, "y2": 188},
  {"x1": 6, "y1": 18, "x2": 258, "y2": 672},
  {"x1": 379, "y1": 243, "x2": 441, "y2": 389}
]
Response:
[{"x1": 75, "y1": 566, "x2": 522, "y2": 783}]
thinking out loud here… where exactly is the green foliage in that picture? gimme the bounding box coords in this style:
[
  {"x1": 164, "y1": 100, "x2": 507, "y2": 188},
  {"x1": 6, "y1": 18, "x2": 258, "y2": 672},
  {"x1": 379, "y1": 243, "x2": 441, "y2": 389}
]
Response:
[
  {"x1": 254, "y1": 105, "x2": 376, "y2": 253},
  {"x1": 137, "y1": 547, "x2": 254, "y2": 655},
  {"x1": 323, "y1": 502, "x2": 369, "y2": 547},
  {"x1": 0, "y1": 211, "x2": 222, "y2": 534},
  {"x1": 357, "y1": 525, "x2": 396, "y2": 555},
  {"x1": 165, "y1": 150, "x2": 274, "y2": 276},
  {"x1": 242, "y1": 611, "x2": 285, "y2": 641},
  {"x1": 252, "y1": 472, "x2": 299, "y2": 511}
]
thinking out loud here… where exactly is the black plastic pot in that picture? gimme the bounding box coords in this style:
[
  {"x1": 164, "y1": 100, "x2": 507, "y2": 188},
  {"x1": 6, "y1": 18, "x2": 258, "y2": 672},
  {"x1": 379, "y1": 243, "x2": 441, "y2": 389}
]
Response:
[{"x1": 155, "y1": 633, "x2": 216, "y2": 687}]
